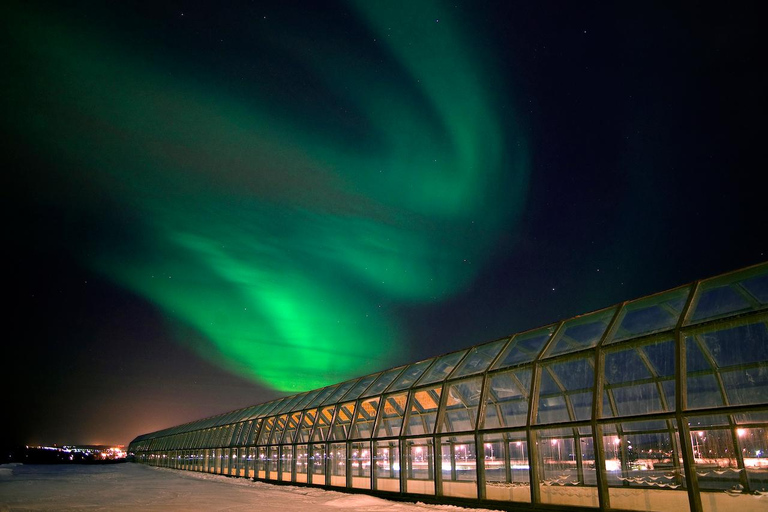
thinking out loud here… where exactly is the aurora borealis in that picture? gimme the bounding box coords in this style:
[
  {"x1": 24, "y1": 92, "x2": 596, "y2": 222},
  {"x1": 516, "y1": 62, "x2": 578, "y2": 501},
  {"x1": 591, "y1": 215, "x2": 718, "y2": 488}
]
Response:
[
  {"x1": 6, "y1": 0, "x2": 527, "y2": 391},
  {"x1": 4, "y1": 1, "x2": 764, "y2": 446}
]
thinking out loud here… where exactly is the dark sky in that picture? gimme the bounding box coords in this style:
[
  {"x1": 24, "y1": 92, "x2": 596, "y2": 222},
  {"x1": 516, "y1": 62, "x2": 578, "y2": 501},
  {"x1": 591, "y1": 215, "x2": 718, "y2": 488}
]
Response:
[{"x1": 4, "y1": 0, "x2": 765, "y2": 446}]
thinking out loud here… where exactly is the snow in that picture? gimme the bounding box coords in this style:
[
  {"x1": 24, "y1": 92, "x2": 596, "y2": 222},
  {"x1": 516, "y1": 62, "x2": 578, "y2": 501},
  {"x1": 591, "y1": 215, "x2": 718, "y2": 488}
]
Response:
[{"x1": 0, "y1": 463, "x2": 501, "y2": 512}]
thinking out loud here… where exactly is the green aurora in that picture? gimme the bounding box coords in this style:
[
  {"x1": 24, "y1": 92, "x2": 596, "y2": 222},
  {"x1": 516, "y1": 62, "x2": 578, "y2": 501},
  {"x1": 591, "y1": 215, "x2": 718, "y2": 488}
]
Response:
[{"x1": 5, "y1": 1, "x2": 528, "y2": 391}]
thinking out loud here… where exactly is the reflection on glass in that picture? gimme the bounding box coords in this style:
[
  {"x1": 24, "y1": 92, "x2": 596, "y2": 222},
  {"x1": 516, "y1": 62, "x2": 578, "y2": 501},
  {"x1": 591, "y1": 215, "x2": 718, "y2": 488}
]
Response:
[
  {"x1": 441, "y1": 435, "x2": 477, "y2": 498},
  {"x1": 350, "y1": 441, "x2": 371, "y2": 489},
  {"x1": 537, "y1": 428, "x2": 598, "y2": 508},
  {"x1": 440, "y1": 377, "x2": 483, "y2": 433},
  {"x1": 404, "y1": 438, "x2": 434, "y2": 495},
  {"x1": 483, "y1": 432, "x2": 530, "y2": 502},
  {"x1": 374, "y1": 440, "x2": 400, "y2": 492}
]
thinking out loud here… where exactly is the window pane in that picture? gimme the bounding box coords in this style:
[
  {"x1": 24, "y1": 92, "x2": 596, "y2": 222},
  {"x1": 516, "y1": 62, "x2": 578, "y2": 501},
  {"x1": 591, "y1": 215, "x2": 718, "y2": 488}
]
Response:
[
  {"x1": 296, "y1": 409, "x2": 316, "y2": 443},
  {"x1": 258, "y1": 417, "x2": 275, "y2": 445},
  {"x1": 608, "y1": 287, "x2": 690, "y2": 343},
  {"x1": 295, "y1": 445, "x2": 309, "y2": 481},
  {"x1": 544, "y1": 308, "x2": 617, "y2": 358},
  {"x1": 350, "y1": 441, "x2": 371, "y2": 489},
  {"x1": 451, "y1": 339, "x2": 507, "y2": 378},
  {"x1": 441, "y1": 435, "x2": 477, "y2": 498},
  {"x1": 375, "y1": 393, "x2": 408, "y2": 438},
  {"x1": 323, "y1": 379, "x2": 359, "y2": 405},
  {"x1": 603, "y1": 420, "x2": 687, "y2": 512},
  {"x1": 330, "y1": 401, "x2": 355, "y2": 441},
  {"x1": 329, "y1": 443, "x2": 346, "y2": 487},
  {"x1": 686, "y1": 318, "x2": 768, "y2": 409},
  {"x1": 349, "y1": 398, "x2": 379, "y2": 439},
  {"x1": 374, "y1": 440, "x2": 400, "y2": 492},
  {"x1": 483, "y1": 367, "x2": 531, "y2": 429},
  {"x1": 312, "y1": 406, "x2": 335, "y2": 442},
  {"x1": 269, "y1": 415, "x2": 288, "y2": 444},
  {"x1": 738, "y1": 427, "x2": 768, "y2": 491},
  {"x1": 404, "y1": 386, "x2": 442, "y2": 436},
  {"x1": 603, "y1": 338, "x2": 675, "y2": 418},
  {"x1": 282, "y1": 412, "x2": 302, "y2": 444},
  {"x1": 687, "y1": 263, "x2": 768, "y2": 324},
  {"x1": 310, "y1": 444, "x2": 326, "y2": 483},
  {"x1": 363, "y1": 366, "x2": 405, "y2": 397},
  {"x1": 493, "y1": 325, "x2": 556, "y2": 369},
  {"x1": 342, "y1": 374, "x2": 380, "y2": 401},
  {"x1": 404, "y1": 438, "x2": 435, "y2": 494},
  {"x1": 537, "y1": 428, "x2": 598, "y2": 508},
  {"x1": 389, "y1": 359, "x2": 434, "y2": 391},
  {"x1": 417, "y1": 351, "x2": 468, "y2": 386},
  {"x1": 483, "y1": 432, "x2": 530, "y2": 503},
  {"x1": 537, "y1": 356, "x2": 594, "y2": 424},
  {"x1": 440, "y1": 377, "x2": 483, "y2": 433}
]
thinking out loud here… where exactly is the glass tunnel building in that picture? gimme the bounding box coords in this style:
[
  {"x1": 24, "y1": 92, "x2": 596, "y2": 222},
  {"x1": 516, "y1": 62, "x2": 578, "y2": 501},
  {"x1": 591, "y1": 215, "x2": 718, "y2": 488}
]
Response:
[{"x1": 129, "y1": 263, "x2": 768, "y2": 512}]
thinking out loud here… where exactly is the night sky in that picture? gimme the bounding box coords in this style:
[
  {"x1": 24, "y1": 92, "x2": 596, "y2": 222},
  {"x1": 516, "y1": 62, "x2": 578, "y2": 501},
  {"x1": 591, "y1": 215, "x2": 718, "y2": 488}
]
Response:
[{"x1": 4, "y1": 1, "x2": 765, "y2": 447}]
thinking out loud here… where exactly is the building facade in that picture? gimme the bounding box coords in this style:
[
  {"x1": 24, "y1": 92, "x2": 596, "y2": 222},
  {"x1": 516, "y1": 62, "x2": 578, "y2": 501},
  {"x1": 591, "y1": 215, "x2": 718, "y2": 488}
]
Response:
[{"x1": 129, "y1": 263, "x2": 768, "y2": 512}]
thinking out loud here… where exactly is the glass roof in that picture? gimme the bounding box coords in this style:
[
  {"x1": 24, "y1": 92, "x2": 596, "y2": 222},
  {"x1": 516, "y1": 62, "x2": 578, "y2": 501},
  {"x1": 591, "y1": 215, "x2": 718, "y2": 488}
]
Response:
[
  {"x1": 608, "y1": 286, "x2": 691, "y2": 343},
  {"x1": 543, "y1": 307, "x2": 617, "y2": 358},
  {"x1": 129, "y1": 263, "x2": 767, "y2": 443}
]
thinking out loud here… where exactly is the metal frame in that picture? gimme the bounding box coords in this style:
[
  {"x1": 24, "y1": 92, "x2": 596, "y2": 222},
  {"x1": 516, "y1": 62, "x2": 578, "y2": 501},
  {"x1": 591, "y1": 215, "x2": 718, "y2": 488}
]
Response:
[{"x1": 130, "y1": 262, "x2": 768, "y2": 512}]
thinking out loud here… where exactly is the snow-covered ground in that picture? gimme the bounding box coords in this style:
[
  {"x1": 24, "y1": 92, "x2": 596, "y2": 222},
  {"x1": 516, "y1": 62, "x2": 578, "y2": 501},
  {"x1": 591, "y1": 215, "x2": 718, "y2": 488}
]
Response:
[{"x1": 0, "y1": 463, "x2": 501, "y2": 512}]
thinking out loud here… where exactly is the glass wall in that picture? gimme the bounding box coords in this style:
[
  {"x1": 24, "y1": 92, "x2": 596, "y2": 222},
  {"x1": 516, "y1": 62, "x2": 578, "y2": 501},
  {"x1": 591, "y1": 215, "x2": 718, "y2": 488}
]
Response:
[{"x1": 129, "y1": 263, "x2": 768, "y2": 512}]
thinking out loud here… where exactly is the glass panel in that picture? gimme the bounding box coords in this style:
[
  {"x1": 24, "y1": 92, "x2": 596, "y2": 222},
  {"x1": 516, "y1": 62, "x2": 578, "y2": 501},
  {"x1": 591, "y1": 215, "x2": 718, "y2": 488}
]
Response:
[
  {"x1": 544, "y1": 308, "x2": 617, "y2": 358},
  {"x1": 323, "y1": 379, "x2": 359, "y2": 405},
  {"x1": 688, "y1": 263, "x2": 768, "y2": 324},
  {"x1": 310, "y1": 444, "x2": 326, "y2": 483},
  {"x1": 404, "y1": 438, "x2": 434, "y2": 494},
  {"x1": 389, "y1": 359, "x2": 435, "y2": 391},
  {"x1": 686, "y1": 318, "x2": 768, "y2": 409},
  {"x1": 603, "y1": 420, "x2": 687, "y2": 512},
  {"x1": 403, "y1": 386, "x2": 442, "y2": 436},
  {"x1": 308, "y1": 385, "x2": 337, "y2": 408},
  {"x1": 282, "y1": 412, "x2": 302, "y2": 445},
  {"x1": 350, "y1": 398, "x2": 379, "y2": 439},
  {"x1": 248, "y1": 419, "x2": 262, "y2": 445},
  {"x1": 231, "y1": 422, "x2": 246, "y2": 447},
  {"x1": 687, "y1": 426, "x2": 739, "y2": 491},
  {"x1": 608, "y1": 287, "x2": 691, "y2": 343},
  {"x1": 269, "y1": 415, "x2": 288, "y2": 444},
  {"x1": 274, "y1": 393, "x2": 304, "y2": 415},
  {"x1": 296, "y1": 409, "x2": 316, "y2": 443},
  {"x1": 441, "y1": 434, "x2": 477, "y2": 498},
  {"x1": 279, "y1": 445, "x2": 293, "y2": 481},
  {"x1": 439, "y1": 376, "x2": 483, "y2": 433},
  {"x1": 416, "y1": 351, "x2": 468, "y2": 386},
  {"x1": 603, "y1": 338, "x2": 675, "y2": 418},
  {"x1": 341, "y1": 373, "x2": 379, "y2": 401},
  {"x1": 312, "y1": 406, "x2": 335, "y2": 442},
  {"x1": 493, "y1": 325, "x2": 557, "y2": 369},
  {"x1": 362, "y1": 366, "x2": 405, "y2": 397},
  {"x1": 295, "y1": 444, "x2": 309, "y2": 479},
  {"x1": 537, "y1": 427, "x2": 598, "y2": 508},
  {"x1": 482, "y1": 432, "x2": 530, "y2": 503},
  {"x1": 257, "y1": 417, "x2": 274, "y2": 445},
  {"x1": 374, "y1": 440, "x2": 400, "y2": 492},
  {"x1": 375, "y1": 393, "x2": 408, "y2": 438},
  {"x1": 483, "y1": 367, "x2": 531, "y2": 429},
  {"x1": 738, "y1": 427, "x2": 768, "y2": 492},
  {"x1": 537, "y1": 355, "x2": 594, "y2": 424},
  {"x1": 268, "y1": 445, "x2": 279, "y2": 479},
  {"x1": 329, "y1": 443, "x2": 346, "y2": 487},
  {"x1": 330, "y1": 401, "x2": 356, "y2": 441},
  {"x1": 350, "y1": 441, "x2": 371, "y2": 489},
  {"x1": 451, "y1": 339, "x2": 507, "y2": 378},
  {"x1": 292, "y1": 390, "x2": 320, "y2": 412}
]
